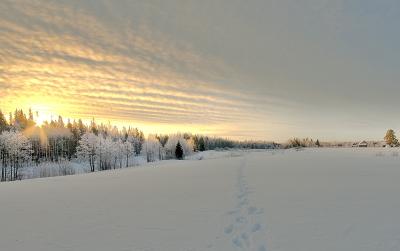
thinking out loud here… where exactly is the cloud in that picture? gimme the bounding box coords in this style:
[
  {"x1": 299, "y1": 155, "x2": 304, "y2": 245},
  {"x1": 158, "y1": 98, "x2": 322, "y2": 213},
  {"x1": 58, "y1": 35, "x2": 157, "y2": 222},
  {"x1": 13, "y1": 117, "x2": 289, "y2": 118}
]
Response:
[
  {"x1": 1, "y1": 0, "x2": 284, "y2": 139},
  {"x1": 6, "y1": 0, "x2": 398, "y2": 141}
]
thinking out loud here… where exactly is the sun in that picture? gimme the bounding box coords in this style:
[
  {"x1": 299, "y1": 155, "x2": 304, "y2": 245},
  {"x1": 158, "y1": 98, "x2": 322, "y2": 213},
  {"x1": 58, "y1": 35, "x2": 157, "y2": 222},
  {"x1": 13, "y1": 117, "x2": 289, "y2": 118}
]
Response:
[{"x1": 30, "y1": 104, "x2": 58, "y2": 125}]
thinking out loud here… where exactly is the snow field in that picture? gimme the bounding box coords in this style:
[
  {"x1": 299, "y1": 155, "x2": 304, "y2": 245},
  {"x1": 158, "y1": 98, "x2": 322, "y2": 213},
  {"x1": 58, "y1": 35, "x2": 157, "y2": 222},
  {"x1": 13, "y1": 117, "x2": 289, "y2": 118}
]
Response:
[{"x1": 1, "y1": 148, "x2": 400, "y2": 250}]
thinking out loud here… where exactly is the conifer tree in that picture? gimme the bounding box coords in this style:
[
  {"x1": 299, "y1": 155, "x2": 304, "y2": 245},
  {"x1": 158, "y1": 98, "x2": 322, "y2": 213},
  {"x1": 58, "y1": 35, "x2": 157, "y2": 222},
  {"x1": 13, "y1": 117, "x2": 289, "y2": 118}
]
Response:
[
  {"x1": 175, "y1": 141, "x2": 183, "y2": 160},
  {"x1": 0, "y1": 110, "x2": 7, "y2": 132},
  {"x1": 78, "y1": 119, "x2": 86, "y2": 136},
  {"x1": 90, "y1": 118, "x2": 99, "y2": 135},
  {"x1": 198, "y1": 137, "x2": 206, "y2": 151}
]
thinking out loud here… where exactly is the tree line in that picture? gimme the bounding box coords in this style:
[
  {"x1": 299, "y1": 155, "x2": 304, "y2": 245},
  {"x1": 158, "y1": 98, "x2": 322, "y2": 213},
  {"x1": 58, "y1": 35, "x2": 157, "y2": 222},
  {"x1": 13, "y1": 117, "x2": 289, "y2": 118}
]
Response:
[
  {"x1": 284, "y1": 129, "x2": 400, "y2": 149},
  {"x1": 0, "y1": 109, "x2": 144, "y2": 181},
  {"x1": 0, "y1": 109, "x2": 277, "y2": 182}
]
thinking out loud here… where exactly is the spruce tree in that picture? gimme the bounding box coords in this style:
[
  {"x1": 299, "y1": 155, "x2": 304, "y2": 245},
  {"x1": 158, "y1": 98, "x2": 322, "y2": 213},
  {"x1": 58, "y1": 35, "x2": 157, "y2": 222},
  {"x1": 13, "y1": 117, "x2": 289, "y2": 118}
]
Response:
[
  {"x1": 198, "y1": 137, "x2": 206, "y2": 151},
  {"x1": 27, "y1": 108, "x2": 36, "y2": 128},
  {"x1": 78, "y1": 119, "x2": 86, "y2": 136},
  {"x1": 0, "y1": 110, "x2": 7, "y2": 132},
  {"x1": 175, "y1": 141, "x2": 184, "y2": 160}
]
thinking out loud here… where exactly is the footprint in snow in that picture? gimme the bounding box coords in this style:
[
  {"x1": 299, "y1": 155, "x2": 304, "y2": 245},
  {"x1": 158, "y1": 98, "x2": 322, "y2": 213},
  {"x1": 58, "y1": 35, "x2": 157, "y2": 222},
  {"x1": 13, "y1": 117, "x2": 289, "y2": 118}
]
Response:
[
  {"x1": 224, "y1": 224, "x2": 234, "y2": 234},
  {"x1": 252, "y1": 223, "x2": 262, "y2": 233}
]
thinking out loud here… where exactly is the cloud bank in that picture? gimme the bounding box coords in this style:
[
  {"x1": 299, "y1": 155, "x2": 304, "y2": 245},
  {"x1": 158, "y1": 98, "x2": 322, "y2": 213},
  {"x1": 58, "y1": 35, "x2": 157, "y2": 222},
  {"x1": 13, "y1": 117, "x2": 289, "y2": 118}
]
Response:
[{"x1": 2, "y1": 0, "x2": 400, "y2": 141}]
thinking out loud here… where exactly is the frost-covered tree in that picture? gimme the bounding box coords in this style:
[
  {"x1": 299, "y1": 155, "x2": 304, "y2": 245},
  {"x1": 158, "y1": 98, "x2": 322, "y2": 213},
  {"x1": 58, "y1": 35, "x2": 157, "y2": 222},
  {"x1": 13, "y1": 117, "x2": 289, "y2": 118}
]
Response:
[
  {"x1": 115, "y1": 139, "x2": 125, "y2": 169},
  {"x1": 81, "y1": 135, "x2": 127, "y2": 170},
  {"x1": 123, "y1": 136, "x2": 135, "y2": 167},
  {"x1": 155, "y1": 134, "x2": 169, "y2": 147},
  {"x1": 0, "y1": 131, "x2": 32, "y2": 181},
  {"x1": 98, "y1": 136, "x2": 111, "y2": 170},
  {"x1": 384, "y1": 129, "x2": 398, "y2": 147},
  {"x1": 142, "y1": 135, "x2": 162, "y2": 162},
  {"x1": 77, "y1": 132, "x2": 99, "y2": 172},
  {"x1": 286, "y1": 137, "x2": 317, "y2": 148},
  {"x1": 98, "y1": 135, "x2": 122, "y2": 170},
  {"x1": 287, "y1": 138, "x2": 305, "y2": 148},
  {"x1": 133, "y1": 131, "x2": 145, "y2": 155}
]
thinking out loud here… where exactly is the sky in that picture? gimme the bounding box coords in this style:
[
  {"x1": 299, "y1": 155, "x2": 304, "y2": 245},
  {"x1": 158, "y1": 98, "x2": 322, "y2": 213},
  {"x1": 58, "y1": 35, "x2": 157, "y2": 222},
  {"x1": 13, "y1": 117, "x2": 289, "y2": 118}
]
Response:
[{"x1": 1, "y1": 0, "x2": 400, "y2": 142}]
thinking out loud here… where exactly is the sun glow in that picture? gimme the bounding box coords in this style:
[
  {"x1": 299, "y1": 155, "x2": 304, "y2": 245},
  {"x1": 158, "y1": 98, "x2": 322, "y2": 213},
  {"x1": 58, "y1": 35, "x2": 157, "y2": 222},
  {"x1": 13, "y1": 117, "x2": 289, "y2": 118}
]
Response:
[
  {"x1": 5, "y1": 95, "x2": 70, "y2": 126},
  {"x1": 30, "y1": 104, "x2": 57, "y2": 125}
]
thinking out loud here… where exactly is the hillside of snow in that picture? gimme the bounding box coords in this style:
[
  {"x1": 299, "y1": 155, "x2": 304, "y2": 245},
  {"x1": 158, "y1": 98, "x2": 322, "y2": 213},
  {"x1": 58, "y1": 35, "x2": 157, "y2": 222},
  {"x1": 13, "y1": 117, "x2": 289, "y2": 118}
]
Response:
[{"x1": 1, "y1": 148, "x2": 400, "y2": 251}]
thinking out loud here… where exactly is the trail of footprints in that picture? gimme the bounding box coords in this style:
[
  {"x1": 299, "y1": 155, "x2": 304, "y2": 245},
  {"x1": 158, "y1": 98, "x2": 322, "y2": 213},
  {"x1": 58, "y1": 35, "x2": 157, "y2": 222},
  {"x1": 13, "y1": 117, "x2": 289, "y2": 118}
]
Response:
[{"x1": 223, "y1": 157, "x2": 267, "y2": 251}]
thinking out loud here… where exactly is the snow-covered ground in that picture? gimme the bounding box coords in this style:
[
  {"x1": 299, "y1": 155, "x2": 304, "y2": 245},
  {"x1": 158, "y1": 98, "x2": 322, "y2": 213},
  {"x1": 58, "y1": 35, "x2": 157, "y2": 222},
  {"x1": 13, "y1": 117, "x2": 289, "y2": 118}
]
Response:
[{"x1": 1, "y1": 148, "x2": 400, "y2": 251}]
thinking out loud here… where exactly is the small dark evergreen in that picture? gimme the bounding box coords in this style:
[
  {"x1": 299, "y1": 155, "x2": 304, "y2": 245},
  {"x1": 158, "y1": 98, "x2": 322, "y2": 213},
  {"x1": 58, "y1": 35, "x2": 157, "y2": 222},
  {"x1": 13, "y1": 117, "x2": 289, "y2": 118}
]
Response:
[
  {"x1": 175, "y1": 141, "x2": 184, "y2": 160},
  {"x1": 198, "y1": 137, "x2": 206, "y2": 151}
]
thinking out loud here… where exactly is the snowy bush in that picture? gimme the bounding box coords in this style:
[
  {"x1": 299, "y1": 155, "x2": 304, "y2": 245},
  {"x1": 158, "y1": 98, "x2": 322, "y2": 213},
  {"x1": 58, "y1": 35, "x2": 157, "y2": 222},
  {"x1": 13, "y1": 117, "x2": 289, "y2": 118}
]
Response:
[
  {"x1": 19, "y1": 161, "x2": 83, "y2": 179},
  {"x1": 38, "y1": 161, "x2": 76, "y2": 178}
]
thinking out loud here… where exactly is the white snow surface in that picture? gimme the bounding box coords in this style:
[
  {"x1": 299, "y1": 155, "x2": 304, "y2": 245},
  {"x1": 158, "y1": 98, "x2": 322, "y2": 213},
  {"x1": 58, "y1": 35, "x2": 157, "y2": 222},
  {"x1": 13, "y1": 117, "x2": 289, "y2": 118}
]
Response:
[{"x1": 1, "y1": 148, "x2": 400, "y2": 251}]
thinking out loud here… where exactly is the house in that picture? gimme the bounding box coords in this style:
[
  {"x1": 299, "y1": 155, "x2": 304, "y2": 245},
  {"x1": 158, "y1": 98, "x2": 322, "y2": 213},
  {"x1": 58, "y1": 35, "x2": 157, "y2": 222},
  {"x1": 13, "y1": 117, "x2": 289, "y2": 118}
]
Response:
[{"x1": 358, "y1": 141, "x2": 368, "y2": 147}]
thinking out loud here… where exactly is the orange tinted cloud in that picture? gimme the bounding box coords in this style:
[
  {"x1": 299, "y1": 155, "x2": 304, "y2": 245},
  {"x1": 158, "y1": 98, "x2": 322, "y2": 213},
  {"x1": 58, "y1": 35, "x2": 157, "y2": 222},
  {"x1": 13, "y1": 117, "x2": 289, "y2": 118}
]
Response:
[{"x1": 0, "y1": 0, "x2": 289, "y2": 140}]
